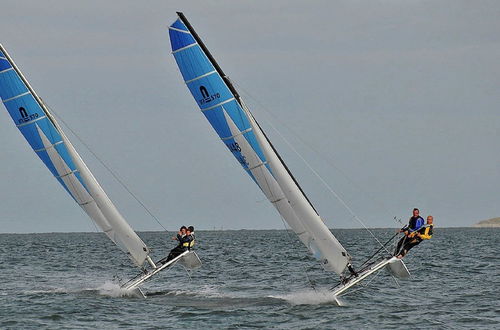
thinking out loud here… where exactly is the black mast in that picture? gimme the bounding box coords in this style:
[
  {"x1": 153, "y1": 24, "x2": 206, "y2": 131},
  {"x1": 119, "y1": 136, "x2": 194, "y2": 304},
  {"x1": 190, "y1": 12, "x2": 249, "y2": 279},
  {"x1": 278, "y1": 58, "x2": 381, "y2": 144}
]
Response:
[
  {"x1": 176, "y1": 12, "x2": 241, "y2": 102},
  {"x1": 176, "y1": 12, "x2": 320, "y2": 216}
]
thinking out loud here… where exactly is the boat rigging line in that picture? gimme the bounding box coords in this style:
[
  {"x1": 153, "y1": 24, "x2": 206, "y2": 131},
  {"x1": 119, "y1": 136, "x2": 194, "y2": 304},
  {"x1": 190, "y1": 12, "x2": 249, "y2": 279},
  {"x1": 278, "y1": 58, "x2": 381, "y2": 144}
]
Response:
[
  {"x1": 357, "y1": 231, "x2": 400, "y2": 270},
  {"x1": 45, "y1": 102, "x2": 169, "y2": 233},
  {"x1": 233, "y1": 81, "x2": 400, "y2": 220},
  {"x1": 232, "y1": 82, "x2": 392, "y2": 255}
]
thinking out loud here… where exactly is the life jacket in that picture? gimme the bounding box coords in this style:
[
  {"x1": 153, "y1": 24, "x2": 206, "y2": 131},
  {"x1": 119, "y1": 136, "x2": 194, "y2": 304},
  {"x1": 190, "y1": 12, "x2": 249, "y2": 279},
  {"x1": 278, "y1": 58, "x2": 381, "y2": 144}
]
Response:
[
  {"x1": 189, "y1": 233, "x2": 195, "y2": 249},
  {"x1": 418, "y1": 224, "x2": 433, "y2": 240},
  {"x1": 182, "y1": 234, "x2": 194, "y2": 249},
  {"x1": 408, "y1": 216, "x2": 425, "y2": 232}
]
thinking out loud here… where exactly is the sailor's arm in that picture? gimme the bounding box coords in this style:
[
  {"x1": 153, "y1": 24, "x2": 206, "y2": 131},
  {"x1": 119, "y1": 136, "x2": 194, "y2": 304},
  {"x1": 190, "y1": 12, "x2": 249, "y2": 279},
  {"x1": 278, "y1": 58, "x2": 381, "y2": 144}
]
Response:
[{"x1": 418, "y1": 226, "x2": 432, "y2": 240}]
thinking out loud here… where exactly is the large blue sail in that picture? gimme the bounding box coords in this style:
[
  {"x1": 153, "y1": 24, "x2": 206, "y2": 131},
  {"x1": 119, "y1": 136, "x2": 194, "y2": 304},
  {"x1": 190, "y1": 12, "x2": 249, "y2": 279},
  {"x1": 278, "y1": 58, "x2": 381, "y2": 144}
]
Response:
[
  {"x1": 0, "y1": 46, "x2": 84, "y2": 196},
  {"x1": 169, "y1": 18, "x2": 270, "y2": 184},
  {"x1": 0, "y1": 44, "x2": 149, "y2": 266}
]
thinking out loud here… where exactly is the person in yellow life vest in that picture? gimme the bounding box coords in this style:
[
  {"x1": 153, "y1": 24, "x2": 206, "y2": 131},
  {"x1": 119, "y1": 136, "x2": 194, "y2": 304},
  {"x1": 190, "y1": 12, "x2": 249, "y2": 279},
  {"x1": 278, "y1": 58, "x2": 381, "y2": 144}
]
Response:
[
  {"x1": 186, "y1": 226, "x2": 195, "y2": 250},
  {"x1": 396, "y1": 215, "x2": 433, "y2": 259},
  {"x1": 181, "y1": 226, "x2": 195, "y2": 250}
]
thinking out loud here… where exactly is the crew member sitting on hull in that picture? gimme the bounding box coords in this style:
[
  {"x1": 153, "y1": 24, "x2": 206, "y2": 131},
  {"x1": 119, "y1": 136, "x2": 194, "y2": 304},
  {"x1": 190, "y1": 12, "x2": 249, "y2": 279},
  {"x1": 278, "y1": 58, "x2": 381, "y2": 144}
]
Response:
[
  {"x1": 164, "y1": 226, "x2": 194, "y2": 263},
  {"x1": 157, "y1": 226, "x2": 187, "y2": 265},
  {"x1": 396, "y1": 215, "x2": 433, "y2": 259},
  {"x1": 395, "y1": 208, "x2": 425, "y2": 256}
]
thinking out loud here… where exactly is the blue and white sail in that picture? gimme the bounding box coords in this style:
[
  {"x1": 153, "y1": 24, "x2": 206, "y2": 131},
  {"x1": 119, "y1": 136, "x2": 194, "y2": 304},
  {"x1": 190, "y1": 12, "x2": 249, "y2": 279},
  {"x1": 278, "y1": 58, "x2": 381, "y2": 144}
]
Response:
[
  {"x1": 169, "y1": 13, "x2": 350, "y2": 274},
  {"x1": 0, "y1": 44, "x2": 149, "y2": 267}
]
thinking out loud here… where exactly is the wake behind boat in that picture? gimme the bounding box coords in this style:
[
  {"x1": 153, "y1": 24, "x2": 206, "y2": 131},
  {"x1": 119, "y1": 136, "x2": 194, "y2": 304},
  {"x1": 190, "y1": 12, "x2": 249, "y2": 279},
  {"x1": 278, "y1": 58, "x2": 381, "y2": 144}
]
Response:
[
  {"x1": 0, "y1": 44, "x2": 200, "y2": 297},
  {"x1": 168, "y1": 12, "x2": 410, "y2": 298}
]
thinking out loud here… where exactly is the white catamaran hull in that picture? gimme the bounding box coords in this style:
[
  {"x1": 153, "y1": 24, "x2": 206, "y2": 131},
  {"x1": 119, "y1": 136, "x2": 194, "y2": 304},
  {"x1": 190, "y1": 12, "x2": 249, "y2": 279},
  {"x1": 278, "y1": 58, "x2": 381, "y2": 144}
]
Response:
[
  {"x1": 121, "y1": 251, "x2": 202, "y2": 293},
  {"x1": 331, "y1": 257, "x2": 410, "y2": 296}
]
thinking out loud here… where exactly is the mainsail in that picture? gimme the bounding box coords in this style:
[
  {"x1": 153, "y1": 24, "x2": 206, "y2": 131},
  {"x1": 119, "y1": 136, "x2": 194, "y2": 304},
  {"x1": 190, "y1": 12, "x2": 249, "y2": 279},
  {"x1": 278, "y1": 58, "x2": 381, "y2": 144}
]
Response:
[
  {"x1": 0, "y1": 44, "x2": 149, "y2": 267},
  {"x1": 169, "y1": 12, "x2": 350, "y2": 274}
]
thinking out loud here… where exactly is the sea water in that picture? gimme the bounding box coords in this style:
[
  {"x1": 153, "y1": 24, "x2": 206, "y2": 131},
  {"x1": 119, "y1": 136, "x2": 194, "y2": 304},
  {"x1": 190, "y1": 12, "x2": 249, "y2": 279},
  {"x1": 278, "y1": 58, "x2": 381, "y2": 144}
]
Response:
[{"x1": 0, "y1": 228, "x2": 498, "y2": 329}]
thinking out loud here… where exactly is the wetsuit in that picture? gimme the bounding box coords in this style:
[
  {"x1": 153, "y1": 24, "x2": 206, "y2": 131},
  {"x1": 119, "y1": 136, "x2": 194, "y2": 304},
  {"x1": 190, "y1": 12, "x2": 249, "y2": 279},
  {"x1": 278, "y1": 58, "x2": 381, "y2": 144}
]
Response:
[
  {"x1": 397, "y1": 224, "x2": 433, "y2": 258},
  {"x1": 395, "y1": 216, "x2": 425, "y2": 256}
]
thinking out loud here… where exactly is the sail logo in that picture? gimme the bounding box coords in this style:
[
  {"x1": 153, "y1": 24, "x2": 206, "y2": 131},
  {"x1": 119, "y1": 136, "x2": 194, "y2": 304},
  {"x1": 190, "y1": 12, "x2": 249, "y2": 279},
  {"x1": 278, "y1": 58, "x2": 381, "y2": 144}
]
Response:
[
  {"x1": 199, "y1": 85, "x2": 220, "y2": 105},
  {"x1": 17, "y1": 107, "x2": 39, "y2": 124}
]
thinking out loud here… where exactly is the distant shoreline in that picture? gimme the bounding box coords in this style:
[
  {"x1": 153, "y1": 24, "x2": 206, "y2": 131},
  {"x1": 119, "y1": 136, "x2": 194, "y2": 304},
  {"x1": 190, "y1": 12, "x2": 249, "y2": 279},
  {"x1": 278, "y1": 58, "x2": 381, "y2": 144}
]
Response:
[
  {"x1": 1, "y1": 226, "x2": 497, "y2": 235},
  {"x1": 473, "y1": 217, "x2": 500, "y2": 228}
]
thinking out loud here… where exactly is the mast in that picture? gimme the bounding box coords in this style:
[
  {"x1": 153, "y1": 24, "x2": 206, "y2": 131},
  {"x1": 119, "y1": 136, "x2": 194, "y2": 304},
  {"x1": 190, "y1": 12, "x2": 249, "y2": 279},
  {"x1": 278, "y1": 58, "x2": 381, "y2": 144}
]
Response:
[{"x1": 176, "y1": 12, "x2": 241, "y2": 102}]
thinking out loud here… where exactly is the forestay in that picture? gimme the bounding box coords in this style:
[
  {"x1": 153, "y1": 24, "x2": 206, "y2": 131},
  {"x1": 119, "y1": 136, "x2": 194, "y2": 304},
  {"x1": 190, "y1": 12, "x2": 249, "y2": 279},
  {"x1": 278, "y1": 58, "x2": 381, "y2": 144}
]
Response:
[
  {"x1": 0, "y1": 44, "x2": 149, "y2": 267},
  {"x1": 169, "y1": 13, "x2": 350, "y2": 274}
]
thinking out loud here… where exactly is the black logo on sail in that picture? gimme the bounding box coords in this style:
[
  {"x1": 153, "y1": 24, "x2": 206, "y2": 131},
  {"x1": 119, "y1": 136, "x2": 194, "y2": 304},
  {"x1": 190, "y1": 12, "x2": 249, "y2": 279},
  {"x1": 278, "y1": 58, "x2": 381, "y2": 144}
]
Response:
[
  {"x1": 19, "y1": 107, "x2": 28, "y2": 118},
  {"x1": 200, "y1": 86, "x2": 209, "y2": 98},
  {"x1": 17, "y1": 106, "x2": 39, "y2": 124}
]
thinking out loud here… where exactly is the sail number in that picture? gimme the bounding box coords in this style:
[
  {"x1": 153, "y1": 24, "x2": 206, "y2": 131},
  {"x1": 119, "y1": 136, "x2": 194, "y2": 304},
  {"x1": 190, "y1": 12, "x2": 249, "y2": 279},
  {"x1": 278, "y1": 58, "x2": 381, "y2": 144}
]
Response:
[
  {"x1": 226, "y1": 142, "x2": 241, "y2": 153},
  {"x1": 238, "y1": 155, "x2": 249, "y2": 166},
  {"x1": 199, "y1": 92, "x2": 220, "y2": 105},
  {"x1": 226, "y1": 142, "x2": 248, "y2": 166}
]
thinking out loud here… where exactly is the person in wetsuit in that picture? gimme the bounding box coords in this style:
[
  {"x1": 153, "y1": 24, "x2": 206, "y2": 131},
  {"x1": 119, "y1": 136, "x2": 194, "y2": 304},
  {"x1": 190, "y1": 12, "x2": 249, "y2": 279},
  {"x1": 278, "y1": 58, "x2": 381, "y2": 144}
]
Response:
[
  {"x1": 395, "y1": 208, "x2": 425, "y2": 256},
  {"x1": 187, "y1": 226, "x2": 195, "y2": 250},
  {"x1": 396, "y1": 215, "x2": 434, "y2": 259},
  {"x1": 157, "y1": 226, "x2": 187, "y2": 265}
]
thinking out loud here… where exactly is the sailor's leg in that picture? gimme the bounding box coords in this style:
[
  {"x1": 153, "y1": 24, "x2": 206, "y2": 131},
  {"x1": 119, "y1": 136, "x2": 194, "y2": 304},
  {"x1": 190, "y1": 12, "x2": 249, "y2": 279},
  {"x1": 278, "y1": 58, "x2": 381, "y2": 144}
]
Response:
[
  {"x1": 395, "y1": 236, "x2": 406, "y2": 255},
  {"x1": 399, "y1": 240, "x2": 420, "y2": 258},
  {"x1": 347, "y1": 263, "x2": 358, "y2": 277},
  {"x1": 165, "y1": 246, "x2": 183, "y2": 262},
  {"x1": 158, "y1": 246, "x2": 181, "y2": 265}
]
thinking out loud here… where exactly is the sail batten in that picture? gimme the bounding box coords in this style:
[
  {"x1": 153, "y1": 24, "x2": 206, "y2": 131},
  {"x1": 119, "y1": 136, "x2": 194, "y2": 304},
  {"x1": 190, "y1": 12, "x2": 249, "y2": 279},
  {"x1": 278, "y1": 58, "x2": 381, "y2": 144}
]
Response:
[
  {"x1": 0, "y1": 44, "x2": 149, "y2": 267},
  {"x1": 2, "y1": 91, "x2": 30, "y2": 103},
  {"x1": 169, "y1": 13, "x2": 350, "y2": 275}
]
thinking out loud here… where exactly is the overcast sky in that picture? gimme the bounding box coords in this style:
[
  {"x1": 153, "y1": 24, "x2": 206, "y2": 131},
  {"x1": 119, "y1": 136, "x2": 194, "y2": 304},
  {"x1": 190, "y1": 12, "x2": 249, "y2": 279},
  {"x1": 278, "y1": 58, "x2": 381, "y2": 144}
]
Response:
[{"x1": 0, "y1": 1, "x2": 498, "y2": 233}]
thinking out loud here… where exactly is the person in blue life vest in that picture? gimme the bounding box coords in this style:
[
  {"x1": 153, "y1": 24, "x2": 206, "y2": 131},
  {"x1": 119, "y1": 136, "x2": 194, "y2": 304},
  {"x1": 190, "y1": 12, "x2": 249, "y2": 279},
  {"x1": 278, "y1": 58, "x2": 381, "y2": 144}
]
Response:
[
  {"x1": 396, "y1": 215, "x2": 434, "y2": 259},
  {"x1": 394, "y1": 208, "x2": 425, "y2": 256}
]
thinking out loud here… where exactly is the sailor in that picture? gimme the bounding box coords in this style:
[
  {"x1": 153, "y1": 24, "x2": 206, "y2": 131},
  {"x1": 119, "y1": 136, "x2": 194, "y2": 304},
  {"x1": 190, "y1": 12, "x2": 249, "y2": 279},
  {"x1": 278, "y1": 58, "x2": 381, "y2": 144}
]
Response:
[
  {"x1": 157, "y1": 226, "x2": 187, "y2": 265},
  {"x1": 181, "y1": 226, "x2": 194, "y2": 251},
  {"x1": 175, "y1": 226, "x2": 187, "y2": 242},
  {"x1": 396, "y1": 215, "x2": 433, "y2": 259},
  {"x1": 187, "y1": 226, "x2": 195, "y2": 250},
  {"x1": 395, "y1": 208, "x2": 425, "y2": 256}
]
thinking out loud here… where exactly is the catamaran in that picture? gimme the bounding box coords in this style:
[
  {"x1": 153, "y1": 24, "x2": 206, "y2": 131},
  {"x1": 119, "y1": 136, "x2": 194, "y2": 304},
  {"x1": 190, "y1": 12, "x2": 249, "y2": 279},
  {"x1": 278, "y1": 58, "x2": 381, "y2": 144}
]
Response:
[
  {"x1": 168, "y1": 12, "x2": 409, "y2": 298},
  {"x1": 0, "y1": 44, "x2": 201, "y2": 298}
]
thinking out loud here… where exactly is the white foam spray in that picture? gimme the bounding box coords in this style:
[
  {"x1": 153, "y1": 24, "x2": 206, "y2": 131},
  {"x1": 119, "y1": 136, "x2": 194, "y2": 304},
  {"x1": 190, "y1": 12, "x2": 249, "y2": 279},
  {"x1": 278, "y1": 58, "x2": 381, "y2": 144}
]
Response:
[
  {"x1": 271, "y1": 288, "x2": 345, "y2": 306},
  {"x1": 97, "y1": 281, "x2": 138, "y2": 298}
]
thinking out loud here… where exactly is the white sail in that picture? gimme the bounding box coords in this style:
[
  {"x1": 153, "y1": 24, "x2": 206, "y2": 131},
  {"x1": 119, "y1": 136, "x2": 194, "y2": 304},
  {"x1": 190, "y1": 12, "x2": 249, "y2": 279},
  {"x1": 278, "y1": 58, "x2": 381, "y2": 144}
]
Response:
[
  {"x1": 244, "y1": 105, "x2": 350, "y2": 274},
  {"x1": 51, "y1": 112, "x2": 150, "y2": 266},
  {"x1": 222, "y1": 109, "x2": 312, "y2": 246}
]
